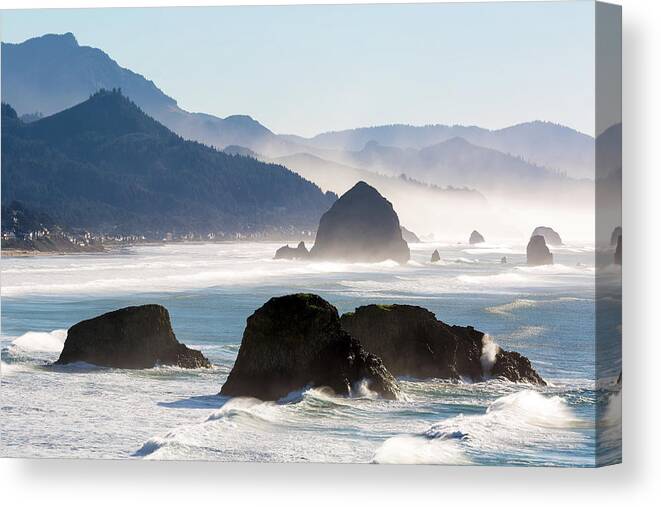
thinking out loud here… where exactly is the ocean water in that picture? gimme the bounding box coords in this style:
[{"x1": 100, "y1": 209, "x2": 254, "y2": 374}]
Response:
[{"x1": 0, "y1": 241, "x2": 622, "y2": 465}]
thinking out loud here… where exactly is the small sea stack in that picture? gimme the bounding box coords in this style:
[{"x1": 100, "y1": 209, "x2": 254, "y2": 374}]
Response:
[
  {"x1": 531, "y1": 226, "x2": 562, "y2": 246},
  {"x1": 310, "y1": 181, "x2": 410, "y2": 264},
  {"x1": 220, "y1": 294, "x2": 400, "y2": 401},
  {"x1": 431, "y1": 249, "x2": 441, "y2": 263},
  {"x1": 55, "y1": 305, "x2": 210, "y2": 369},
  {"x1": 469, "y1": 230, "x2": 485, "y2": 245},
  {"x1": 614, "y1": 235, "x2": 622, "y2": 265},
  {"x1": 500, "y1": 256, "x2": 507, "y2": 264},
  {"x1": 611, "y1": 226, "x2": 622, "y2": 246},
  {"x1": 340, "y1": 304, "x2": 545, "y2": 384},
  {"x1": 527, "y1": 235, "x2": 553, "y2": 266},
  {"x1": 400, "y1": 226, "x2": 420, "y2": 243},
  {"x1": 274, "y1": 241, "x2": 310, "y2": 260}
]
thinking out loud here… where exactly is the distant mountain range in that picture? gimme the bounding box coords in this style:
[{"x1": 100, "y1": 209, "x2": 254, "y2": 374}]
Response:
[
  {"x1": 2, "y1": 33, "x2": 596, "y2": 183},
  {"x1": 1, "y1": 91, "x2": 335, "y2": 236}
]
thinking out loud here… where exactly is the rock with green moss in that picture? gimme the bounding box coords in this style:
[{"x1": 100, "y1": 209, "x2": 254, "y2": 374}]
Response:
[
  {"x1": 220, "y1": 294, "x2": 400, "y2": 400},
  {"x1": 340, "y1": 304, "x2": 545, "y2": 384}
]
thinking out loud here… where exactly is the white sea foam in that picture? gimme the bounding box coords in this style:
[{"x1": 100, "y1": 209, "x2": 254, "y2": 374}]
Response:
[
  {"x1": 10, "y1": 329, "x2": 67, "y2": 354},
  {"x1": 372, "y1": 434, "x2": 472, "y2": 465},
  {"x1": 480, "y1": 335, "x2": 500, "y2": 375},
  {"x1": 485, "y1": 299, "x2": 540, "y2": 316},
  {"x1": 373, "y1": 390, "x2": 586, "y2": 465}
]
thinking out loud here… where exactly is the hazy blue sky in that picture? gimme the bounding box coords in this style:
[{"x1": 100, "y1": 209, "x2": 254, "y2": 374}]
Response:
[{"x1": 1, "y1": 3, "x2": 595, "y2": 136}]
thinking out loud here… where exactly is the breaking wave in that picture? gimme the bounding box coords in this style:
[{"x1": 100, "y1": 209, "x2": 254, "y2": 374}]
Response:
[
  {"x1": 373, "y1": 390, "x2": 586, "y2": 465},
  {"x1": 9, "y1": 329, "x2": 67, "y2": 354}
]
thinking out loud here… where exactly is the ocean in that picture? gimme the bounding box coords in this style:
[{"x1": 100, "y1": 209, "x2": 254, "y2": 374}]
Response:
[{"x1": 0, "y1": 241, "x2": 622, "y2": 465}]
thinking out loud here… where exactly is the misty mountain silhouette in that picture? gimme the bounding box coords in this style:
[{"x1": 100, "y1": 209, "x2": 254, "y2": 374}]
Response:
[{"x1": 1, "y1": 90, "x2": 336, "y2": 235}]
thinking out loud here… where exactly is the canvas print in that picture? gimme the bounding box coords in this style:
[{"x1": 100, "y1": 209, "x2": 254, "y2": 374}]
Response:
[{"x1": 0, "y1": 1, "x2": 622, "y2": 466}]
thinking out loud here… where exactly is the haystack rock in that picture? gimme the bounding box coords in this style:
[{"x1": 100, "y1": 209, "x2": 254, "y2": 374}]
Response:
[
  {"x1": 531, "y1": 226, "x2": 562, "y2": 246},
  {"x1": 611, "y1": 227, "x2": 622, "y2": 246},
  {"x1": 431, "y1": 249, "x2": 441, "y2": 263},
  {"x1": 55, "y1": 305, "x2": 210, "y2": 369},
  {"x1": 400, "y1": 226, "x2": 421, "y2": 243},
  {"x1": 469, "y1": 230, "x2": 485, "y2": 245},
  {"x1": 527, "y1": 235, "x2": 553, "y2": 266},
  {"x1": 310, "y1": 181, "x2": 410, "y2": 263},
  {"x1": 340, "y1": 304, "x2": 544, "y2": 384},
  {"x1": 614, "y1": 235, "x2": 622, "y2": 265},
  {"x1": 220, "y1": 294, "x2": 400, "y2": 401},
  {"x1": 274, "y1": 241, "x2": 309, "y2": 260}
]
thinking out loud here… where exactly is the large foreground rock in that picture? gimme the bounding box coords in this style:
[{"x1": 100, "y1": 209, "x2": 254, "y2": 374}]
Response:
[
  {"x1": 55, "y1": 305, "x2": 210, "y2": 369},
  {"x1": 220, "y1": 294, "x2": 400, "y2": 400},
  {"x1": 340, "y1": 304, "x2": 545, "y2": 385},
  {"x1": 310, "y1": 181, "x2": 410, "y2": 263},
  {"x1": 274, "y1": 241, "x2": 309, "y2": 260},
  {"x1": 527, "y1": 235, "x2": 553, "y2": 266},
  {"x1": 469, "y1": 230, "x2": 485, "y2": 244},
  {"x1": 531, "y1": 226, "x2": 562, "y2": 246}
]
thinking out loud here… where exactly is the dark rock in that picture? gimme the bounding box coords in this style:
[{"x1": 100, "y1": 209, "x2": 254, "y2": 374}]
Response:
[
  {"x1": 220, "y1": 294, "x2": 400, "y2": 400},
  {"x1": 614, "y1": 235, "x2": 622, "y2": 265},
  {"x1": 469, "y1": 230, "x2": 485, "y2": 244},
  {"x1": 310, "y1": 181, "x2": 410, "y2": 263},
  {"x1": 274, "y1": 241, "x2": 309, "y2": 260},
  {"x1": 340, "y1": 304, "x2": 545, "y2": 385},
  {"x1": 531, "y1": 226, "x2": 562, "y2": 246},
  {"x1": 611, "y1": 226, "x2": 622, "y2": 246},
  {"x1": 500, "y1": 256, "x2": 507, "y2": 264},
  {"x1": 55, "y1": 305, "x2": 210, "y2": 369},
  {"x1": 527, "y1": 235, "x2": 553, "y2": 266},
  {"x1": 400, "y1": 226, "x2": 420, "y2": 243},
  {"x1": 431, "y1": 249, "x2": 441, "y2": 263}
]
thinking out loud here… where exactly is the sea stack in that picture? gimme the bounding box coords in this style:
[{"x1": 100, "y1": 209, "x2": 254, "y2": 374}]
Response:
[
  {"x1": 431, "y1": 249, "x2": 441, "y2": 263},
  {"x1": 340, "y1": 304, "x2": 545, "y2": 384},
  {"x1": 469, "y1": 230, "x2": 485, "y2": 245},
  {"x1": 531, "y1": 226, "x2": 562, "y2": 246},
  {"x1": 614, "y1": 235, "x2": 622, "y2": 265},
  {"x1": 500, "y1": 256, "x2": 507, "y2": 264},
  {"x1": 274, "y1": 241, "x2": 310, "y2": 260},
  {"x1": 527, "y1": 235, "x2": 553, "y2": 266},
  {"x1": 55, "y1": 305, "x2": 210, "y2": 369},
  {"x1": 310, "y1": 181, "x2": 410, "y2": 263},
  {"x1": 220, "y1": 294, "x2": 400, "y2": 401},
  {"x1": 611, "y1": 226, "x2": 622, "y2": 246}
]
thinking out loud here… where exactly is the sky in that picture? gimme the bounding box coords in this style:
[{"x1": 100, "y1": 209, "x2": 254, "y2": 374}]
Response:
[{"x1": 0, "y1": 2, "x2": 596, "y2": 137}]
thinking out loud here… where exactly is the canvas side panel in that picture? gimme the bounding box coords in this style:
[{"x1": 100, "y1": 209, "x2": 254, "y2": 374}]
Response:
[{"x1": 595, "y1": 0, "x2": 622, "y2": 467}]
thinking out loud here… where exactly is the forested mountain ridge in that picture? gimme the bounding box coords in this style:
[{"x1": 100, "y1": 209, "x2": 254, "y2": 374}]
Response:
[{"x1": 1, "y1": 91, "x2": 337, "y2": 237}]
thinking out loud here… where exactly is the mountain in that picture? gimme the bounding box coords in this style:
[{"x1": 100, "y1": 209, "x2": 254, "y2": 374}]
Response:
[
  {"x1": 286, "y1": 121, "x2": 595, "y2": 179},
  {"x1": 1, "y1": 91, "x2": 336, "y2": 236},
  {"x1": 0, "y1": 33, "x2": 303, "y2": 155},
  {"x1": 324, "y1": 137, "x2": 591, "y2": 197}
]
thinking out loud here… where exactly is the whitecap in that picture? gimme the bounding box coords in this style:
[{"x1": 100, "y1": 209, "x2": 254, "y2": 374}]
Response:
[{"x1": 10, "y1": 329, "x2": 67, "y2": 354}]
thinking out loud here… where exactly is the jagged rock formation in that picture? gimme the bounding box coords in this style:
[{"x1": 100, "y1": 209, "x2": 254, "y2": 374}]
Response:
[
  {"x1": 310, "y1": 181, "x2": 410, "y2": 263},
  {"x1": 220, "y1": 294, "x2": 400, "y2": 400},
  {"x1": 55, "y1": 305, "x2": 210, "y2": 369},
  {"x1": 274, "y1": 241, "x2": 310, "y2": 260},
  {"x1": 469, "y1": 230, "x2": 485, "y2": 244},
  {"x1": 531, "y1": 226, "x2": 562, "y2": 246},
  {"x1": 340, "y1": 304, "x2": 545, "y2": 384},
  {"x1": 527, "y1": 235, "x2": 553, "y2": 266}
]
